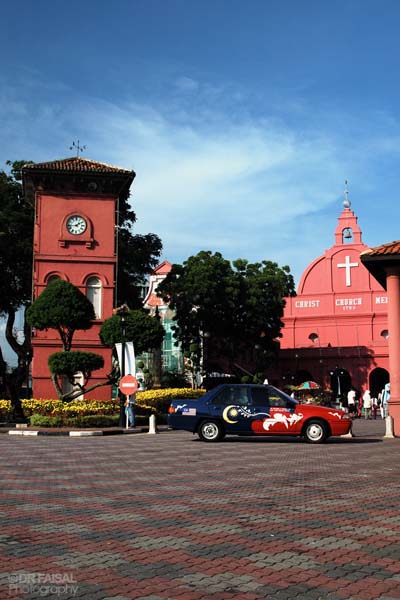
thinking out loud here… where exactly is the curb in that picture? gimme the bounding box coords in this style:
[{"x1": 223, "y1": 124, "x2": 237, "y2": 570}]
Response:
[
  {"x1": 9, "y1": 429, "x2": 119, "y2": 437},
  {"x1": 6, "y1": 426, "x2": 169, "y2": 437}
]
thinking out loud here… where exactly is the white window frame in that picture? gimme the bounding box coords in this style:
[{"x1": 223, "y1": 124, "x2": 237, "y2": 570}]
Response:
[{"x1": 86, "y1": 276, "x2": 102, "y2": 319}]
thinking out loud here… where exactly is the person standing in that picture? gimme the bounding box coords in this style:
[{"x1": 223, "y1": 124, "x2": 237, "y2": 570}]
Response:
[
  {"x1": 124, "y1": 393, "x2": 136, "y2": 428},
  {"x1": 377, "y1": 391, "x2": 383, "y2": 418},
  {"x1": 372, "y1": 396, "x2": 379, "y2": 419},
  {"x1": 362, "y1": 389, "x2": 372, "y2": 419},
  {"x1": 382, "y1": 383, "x2": 390, "y2": 418},
  {"x1": 347, "y1": 388, "x2": 357, "y2": 417}
]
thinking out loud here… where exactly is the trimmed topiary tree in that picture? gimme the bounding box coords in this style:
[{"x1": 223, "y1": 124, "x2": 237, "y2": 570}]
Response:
[
  {"x1": 26, "y1": 280, "x2": 108, "y2": 401},
  {"x1": 48, "y1": 351, "x2": 105, "y2": 400},
  {"x1": 26, "y1": 279, "x2": 95, "y2": 351}
]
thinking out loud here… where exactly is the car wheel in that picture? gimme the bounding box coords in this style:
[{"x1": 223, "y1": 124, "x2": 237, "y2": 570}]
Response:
[
  {"x1": 303, "y1": 420, "x2": 327, "y2": 444},
  {"x1": 198, "y1": 420, "x2": 225, "y2": 442}
]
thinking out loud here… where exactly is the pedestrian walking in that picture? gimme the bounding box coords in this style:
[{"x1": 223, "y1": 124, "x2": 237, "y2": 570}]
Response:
[{"x1": 362, "y1": 389, "x2": 372, "y2": 419}]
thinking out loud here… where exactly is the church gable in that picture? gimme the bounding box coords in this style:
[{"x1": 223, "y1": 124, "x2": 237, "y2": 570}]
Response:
[{"x1": 281, "y1": 196, "x2": 387, "y2": 350}]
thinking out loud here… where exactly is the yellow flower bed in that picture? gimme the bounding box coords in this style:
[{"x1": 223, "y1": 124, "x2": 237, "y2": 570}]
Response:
[
  {"x1": 136, "y1": 388, "x2": 204, "y2": 413},
  {"x1": 0, "y1": 388, "x2": 205, "y2": 420}
]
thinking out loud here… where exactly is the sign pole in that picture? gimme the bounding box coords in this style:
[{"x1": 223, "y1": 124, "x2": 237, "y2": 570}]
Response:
[{"x1": 119, "y1": 375, "x2": 139, "y2": 430}]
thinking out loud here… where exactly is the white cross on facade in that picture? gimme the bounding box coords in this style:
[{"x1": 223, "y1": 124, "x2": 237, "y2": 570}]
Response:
[{"x1": 337, "y1": 255, "x2": 359, "y2": 286}]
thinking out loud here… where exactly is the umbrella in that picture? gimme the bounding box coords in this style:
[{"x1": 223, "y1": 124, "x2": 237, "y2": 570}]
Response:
[{"x1": 296, "y1": 381, "x2": 320, "y2": 390}]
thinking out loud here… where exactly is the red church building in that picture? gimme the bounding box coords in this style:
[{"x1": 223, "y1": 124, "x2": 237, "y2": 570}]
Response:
[
  {"x1": 22, "y1": 157, "x2": 134, "y2": 400},
  {"x1": 271, "y1": 195, "x2": 390, "y2": 401}
]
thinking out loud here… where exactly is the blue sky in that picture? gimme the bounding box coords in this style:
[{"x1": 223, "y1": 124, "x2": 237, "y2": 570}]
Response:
[{"x1": 2, "y1": 0, "x2": 400, "y2": 287}]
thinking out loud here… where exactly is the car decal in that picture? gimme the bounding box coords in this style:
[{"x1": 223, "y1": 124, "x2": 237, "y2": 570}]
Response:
[
  {"x1": 222, "y1": 405, "x2": 269, "y2": 424},
  {"x1": 253, "y1": 412, "x2": 304, "y2": 432},
  {"x1": 328, "y1": 411, "x2": 343, "y2": 419}
]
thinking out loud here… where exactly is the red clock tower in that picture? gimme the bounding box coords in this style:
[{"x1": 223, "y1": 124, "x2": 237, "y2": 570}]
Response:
[{"x1": 23, "y1": 157, "x2": 135, "y2": 400}]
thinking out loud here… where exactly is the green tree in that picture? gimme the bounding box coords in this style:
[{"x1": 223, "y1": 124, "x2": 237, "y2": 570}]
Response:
[
  {"x1": 0, "y1": 161, "x2": 34, "y2": 419},
  {"x1": 26, "y1": 280, "x2": 108, "y2": 401},
  {"x1": 26, "y1": 279, "x2": 95, "y2": 351},
  {"x1": 117, "y1": 194, "x2": 162, "y2": 307},
  {"x1": 156, "y1": 251, "x2": 236, "y2": 348},
  {"x1": 230, "y1": 258, "x2": 296, "y2": 358},
  {"x1": 48, "y1": 351, "x2": 105, "y2": 400},
  {"x1": 100, "y1": 308, "x2": 165, "y2": 391},
  {"x1": 157, "y1": 251, "x2": 296, "y2": 377},
  {"x1": 100, "y1": 309, "x2": 165, "y2": 355}
]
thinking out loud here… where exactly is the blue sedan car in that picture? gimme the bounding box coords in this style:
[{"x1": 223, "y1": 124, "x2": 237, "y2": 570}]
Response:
[{"x1": 168, "y1": 384, "x2": 352, "y2": 443}]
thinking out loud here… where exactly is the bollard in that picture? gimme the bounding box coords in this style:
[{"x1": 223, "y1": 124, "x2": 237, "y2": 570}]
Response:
[
  {"x1": 148, "y1": 414, "x2": 158, "y2": 434},
  {"x1": 384, "y1": 415, "x2": 395, "y2": 438}
]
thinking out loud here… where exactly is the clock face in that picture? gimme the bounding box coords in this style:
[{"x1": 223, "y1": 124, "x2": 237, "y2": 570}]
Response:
[{"x1": 66, "y1": 215, "x2": 87, "y2": 235}]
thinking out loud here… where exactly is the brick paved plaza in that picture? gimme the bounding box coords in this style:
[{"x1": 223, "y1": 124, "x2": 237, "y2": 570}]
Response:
[{"x1": 1, "y1": 419, "x2": 399, "y2": 600}]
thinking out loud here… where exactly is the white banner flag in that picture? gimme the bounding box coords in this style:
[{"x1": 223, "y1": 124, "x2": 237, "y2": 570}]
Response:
[{"x1": 115, "y1": 342, "x2": 136, "y2": 376}]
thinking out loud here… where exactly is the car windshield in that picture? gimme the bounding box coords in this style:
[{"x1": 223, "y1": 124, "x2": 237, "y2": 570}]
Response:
[{"x1": 267, "y1": 385, "x2": 299, "y2": 406}]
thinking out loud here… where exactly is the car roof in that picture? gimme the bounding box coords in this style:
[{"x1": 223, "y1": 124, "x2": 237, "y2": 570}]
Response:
[{"x1": 207, "y1": 383, "x2": 298, "y2": 402}]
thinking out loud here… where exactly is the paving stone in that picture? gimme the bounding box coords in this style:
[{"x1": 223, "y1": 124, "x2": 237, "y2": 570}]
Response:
[{"x1": 0, "y1": 422, "x2": 399, "y2": 600}]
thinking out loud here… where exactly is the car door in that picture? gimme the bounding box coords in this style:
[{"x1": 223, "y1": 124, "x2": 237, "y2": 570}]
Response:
[
  {"x1": 208, "y1": 385, "x2": 252, "y2": 434},
  {"x1": 250, "y1": 386, "x2": 301, "y2": 435}
]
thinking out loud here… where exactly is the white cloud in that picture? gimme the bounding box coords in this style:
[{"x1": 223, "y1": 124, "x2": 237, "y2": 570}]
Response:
[
  {"x1": 1, "y1": 76, "x2": 400, "y2": 283},
  {"x1": 175, "y1": 76, "x2": 200, "y2": 93}
]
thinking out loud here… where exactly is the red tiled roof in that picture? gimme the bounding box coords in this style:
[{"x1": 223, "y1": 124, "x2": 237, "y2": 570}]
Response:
[
  {"x1": 22, "y1": 157, "x2": 134, "y2": 175},
  {"x1": 153, "y1": 260, "x2": 172, "y2": 275},
  {"x1": 360, "y1": 241, "x2": 400, "y2": 289},
  {"x1": 361, "y1": 241, "x2": 400, "y2": 257}
]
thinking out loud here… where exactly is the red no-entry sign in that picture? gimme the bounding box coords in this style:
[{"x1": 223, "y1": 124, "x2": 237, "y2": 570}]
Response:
[{"x1": 119, "y1": 374, "x2": 139, "y2": 395}]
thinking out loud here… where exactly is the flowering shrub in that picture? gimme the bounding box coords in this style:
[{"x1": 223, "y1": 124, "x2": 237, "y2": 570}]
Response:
[
  {"x1": 136, "y1": 388, "x2": 205, "y2": 413},
  {"x1": 0, "y1": 388, "x2": 205, "y2": 423},
  {"x1": 0, "y1": 400, "x2": 13, "y2": 421}
]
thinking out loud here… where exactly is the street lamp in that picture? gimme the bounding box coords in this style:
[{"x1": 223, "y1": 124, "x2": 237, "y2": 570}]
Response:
[
  {"x1": 202, "y1": 330, "x2": 210, "y2": 385},
  {"x1": 121, "y1": 313, "x2": 126, "y2": 370},
  {"x1": 119, "y1": 310, "x2": 127, "y2": 427},
  {"x1": 329, "y1": 366, "x2": 345, "y2": 407}
]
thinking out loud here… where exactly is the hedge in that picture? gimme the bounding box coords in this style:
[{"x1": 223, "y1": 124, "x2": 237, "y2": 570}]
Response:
[{"x1": 0, "y1": 388, "x2": 206, "y2": 424}]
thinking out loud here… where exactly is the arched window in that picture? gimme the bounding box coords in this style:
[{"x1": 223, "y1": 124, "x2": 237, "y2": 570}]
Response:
[
  {"x1": 86, "y1": 277, "x2": 102, "y2": 318},
  {"x1": 46, "y1": 274, "x2": 61, "y2": 285}
]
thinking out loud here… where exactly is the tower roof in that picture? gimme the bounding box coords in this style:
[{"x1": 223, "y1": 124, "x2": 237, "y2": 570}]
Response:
[
  {"x1": 22, "y1": 157, "x2": 135, "y2": 202},
  {"x1": 22, "y1": 157, "x2": 135, "y2": 176}
]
